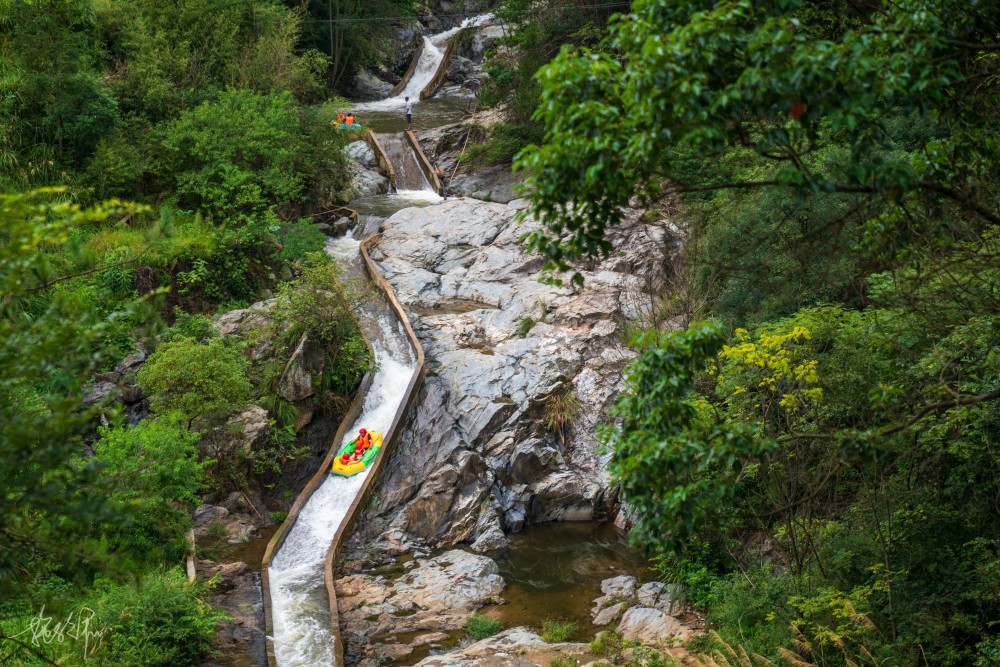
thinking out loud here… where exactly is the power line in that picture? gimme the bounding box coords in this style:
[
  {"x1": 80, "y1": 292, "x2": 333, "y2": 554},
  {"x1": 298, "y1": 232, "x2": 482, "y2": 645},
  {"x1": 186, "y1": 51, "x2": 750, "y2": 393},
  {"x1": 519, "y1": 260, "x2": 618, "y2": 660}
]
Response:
[{"x1": 301, "y1": 3, "x2": 632, "y2": 24}]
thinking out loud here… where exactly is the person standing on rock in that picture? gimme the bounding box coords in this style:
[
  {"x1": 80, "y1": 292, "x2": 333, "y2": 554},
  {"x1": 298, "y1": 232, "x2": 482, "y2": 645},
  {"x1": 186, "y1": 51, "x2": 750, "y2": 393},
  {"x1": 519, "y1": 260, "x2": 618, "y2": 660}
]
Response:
[{"x1": 405, "y1": 96, "x2": 413, "y2": 131}]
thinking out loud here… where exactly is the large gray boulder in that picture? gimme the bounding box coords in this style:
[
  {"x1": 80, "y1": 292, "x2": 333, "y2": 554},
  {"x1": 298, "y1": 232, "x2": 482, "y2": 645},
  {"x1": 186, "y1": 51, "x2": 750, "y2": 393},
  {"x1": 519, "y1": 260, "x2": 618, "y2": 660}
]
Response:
[
  {"x1": 336, "y1": 550, "x2": 506, "y2": 664},
  {"x1": 277, "y1": 332, "x2": 325, "y2": 402},
  {"x1": 412, "y1": 627, "x2": 588, "y2": 667},
  {"x1": 352, "y1": 67, "x2": 393, "y2": 98},
  {"x1": 348, "y1": 159, "x2": 390, "y2": 198},
  {"x1": 345, "y1": 141, "x2": 378, "y2": 169},
  {"x1": 617, "y1": 606, "x2": 693, "y2": 644}
]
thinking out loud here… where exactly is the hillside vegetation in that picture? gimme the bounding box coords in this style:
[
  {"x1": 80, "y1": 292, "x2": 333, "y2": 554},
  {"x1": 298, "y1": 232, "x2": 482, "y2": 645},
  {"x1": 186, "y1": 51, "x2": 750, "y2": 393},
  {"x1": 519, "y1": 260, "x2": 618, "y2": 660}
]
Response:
[
  {"x1": 517, "y1": 0, "x2": 1000, "y2": 664},
  {"x1": 1, "y1": 1, "x2": 370, "y2": 663}
]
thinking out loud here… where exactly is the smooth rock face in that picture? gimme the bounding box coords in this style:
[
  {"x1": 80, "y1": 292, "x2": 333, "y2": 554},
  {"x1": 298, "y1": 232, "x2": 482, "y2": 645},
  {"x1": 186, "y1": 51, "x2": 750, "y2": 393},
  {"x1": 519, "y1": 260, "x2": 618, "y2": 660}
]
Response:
[
  {"x1": 593, "y1": 602, "x2": 625, "y2": 626},
  {"x1": 637, "y1": 581, "x2": 682, "y2": 615},
  {"x1": 347, "y1": 198, "x2": 673, "y2": 557},
  {"x1": 197, "y1": 560, "x2": 266, "y2": 667},
  {"x1": 348, "y1": 158, "x2": 390, "y2": 198},
  {"x1": 83, "y1": 380, "x2": 117, "y2": 406},
  {"x1": 336, "y1": 550, "x2": 505, "y2": 664},
  {"x1": 353, "y1": 67, "x2": 393, "y2": 98},
  {"x1": 277, "y1": 332, "x2": 325, "y2": 401},
  {"x1": 413, "y1": 627, "x2": 588, "y2": 667},
  {"x1": 215, "y1": 299, "x2": 276, "y2": 340},
  {"x1": 229, "y1": 406, "x2": 271, "y2": 454},
  {"x1": 346, "y1": 140, "x2": 378, "y2": 169},
  {"x1": 592, "y1": 576, "x2": 638, "y2": 625},
  {"x1": 601, "y1": 575, "x2": 638, "y2": 598},
  {"x1": 617, "y1": 606, "x2": 693, "y2": 644}
]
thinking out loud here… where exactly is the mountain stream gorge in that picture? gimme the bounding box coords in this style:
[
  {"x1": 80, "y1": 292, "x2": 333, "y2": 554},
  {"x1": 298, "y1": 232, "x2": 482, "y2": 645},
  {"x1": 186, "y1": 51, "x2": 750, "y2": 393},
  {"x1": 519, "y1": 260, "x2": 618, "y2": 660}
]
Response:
[{"x1": 196, "y1": 16, "x2": 697, "y2": 667}]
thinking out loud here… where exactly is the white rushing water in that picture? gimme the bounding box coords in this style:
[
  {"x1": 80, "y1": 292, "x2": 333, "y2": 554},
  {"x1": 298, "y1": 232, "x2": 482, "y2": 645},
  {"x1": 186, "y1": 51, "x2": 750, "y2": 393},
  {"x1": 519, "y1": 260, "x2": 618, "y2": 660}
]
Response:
[
  {"x1": 353, "y1": 14, "x2": 493, "y2": 111},
  {"x1": 268, "y1": 237, "x2": 418, "y2": 666}
]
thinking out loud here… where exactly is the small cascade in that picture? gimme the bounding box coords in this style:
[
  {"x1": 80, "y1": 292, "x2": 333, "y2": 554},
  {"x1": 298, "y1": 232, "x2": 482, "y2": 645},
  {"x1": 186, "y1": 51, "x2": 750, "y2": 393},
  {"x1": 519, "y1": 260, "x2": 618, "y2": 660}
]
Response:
[
  {"x1": 353, "y1": 14, "x2": 493, "y2": 111},
  {"x1": 379, "y1": 132, "x2": 433, "y2": 191}
]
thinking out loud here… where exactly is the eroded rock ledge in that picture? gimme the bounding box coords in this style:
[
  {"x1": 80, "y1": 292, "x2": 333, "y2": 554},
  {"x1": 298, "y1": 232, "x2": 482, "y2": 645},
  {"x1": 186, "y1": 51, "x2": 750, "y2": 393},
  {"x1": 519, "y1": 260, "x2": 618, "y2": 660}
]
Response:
[{"x1": 342, "y1": 197, "x2": 677, "y2": 564}]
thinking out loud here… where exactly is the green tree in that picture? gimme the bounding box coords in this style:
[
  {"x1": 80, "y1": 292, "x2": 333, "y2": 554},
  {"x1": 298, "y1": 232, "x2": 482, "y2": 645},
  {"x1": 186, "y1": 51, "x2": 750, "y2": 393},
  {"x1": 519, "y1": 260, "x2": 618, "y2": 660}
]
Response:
[
  {"x1": 95, "y1": 412, "x2": 209, "y2": 508},
  {"x1": 0, "y1": 189, "x2": 147, "y2": 598},
  {"x1": 92, "y1": 413, "x2": 209, "y2": 562},
  {"x1": 158, "y1": 89, "x2": 306, "y2": 218},
  {"x1": 518, "y1": 1, "x2": 1000, "y2": 663},
  {"x1": 0, "y1": 0, "x2": 116, "y2": 185},
  {"x1": 519, "y1": 0, "x2": 1000, "y2": 285},
  {"x1": 299, "y1": 0, "x2": 412, "y2": 88},
  {"x1": 81, "y1": 569, "x2": 222, "y2": 666},
  {"x1": 137, "y1": 336, "x2": 251, "y2": 423}
]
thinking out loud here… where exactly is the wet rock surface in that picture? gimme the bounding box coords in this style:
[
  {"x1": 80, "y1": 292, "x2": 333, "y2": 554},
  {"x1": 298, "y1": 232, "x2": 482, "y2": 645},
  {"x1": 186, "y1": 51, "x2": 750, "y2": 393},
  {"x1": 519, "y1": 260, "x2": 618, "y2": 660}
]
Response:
[
  {"x1": 348, "y1": 158, "x2": 391, "y2": 198},
  {"x1": 345, "y1": 197, "x2": 674, "y2": 560},
  {"x1": 346, "y1": 140, "x2": 379, "y2": 169}
]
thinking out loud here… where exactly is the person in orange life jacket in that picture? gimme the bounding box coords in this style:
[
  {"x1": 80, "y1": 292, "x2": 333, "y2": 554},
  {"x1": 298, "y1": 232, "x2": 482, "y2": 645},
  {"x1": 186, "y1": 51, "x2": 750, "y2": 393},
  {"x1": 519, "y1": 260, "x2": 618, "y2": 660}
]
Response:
[
  {"x1": 335, "y1": 110, "x2": 346, "y2": 126},
  {"x1": 353, "y1": 428, "x2": 372, "y2": 461}
]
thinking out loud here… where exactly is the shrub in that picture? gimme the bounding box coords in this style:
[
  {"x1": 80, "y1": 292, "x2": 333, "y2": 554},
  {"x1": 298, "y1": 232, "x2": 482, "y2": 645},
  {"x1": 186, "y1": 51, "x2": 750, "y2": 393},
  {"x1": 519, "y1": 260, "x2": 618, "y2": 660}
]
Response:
[
  {"x1": 547, "y1": 659, "x2": 576, "y2": 667},
  {"x1": 516, "y1": 315, "x2": 539, "y2": 337},
  {"x1": 95, "y1": 412, "x2": 208, "y2": 507},
  {"x1": 137, "y1": 336, "x2": 251, "y2": 423},
  {"x1": 543, "y1": 389, "x2": 581, "y2": 446},
  {"x1": 460, "y1": 123, "x2": 545, "y2": 168},
  {"x1": 165, "y1": 308, "x2": 217, "y2": 343},
  {"x1": 82, "y1": 569, "x2": 223, "y2": 666},
  {"x1": 93, "y1": 413, "x2": 210, "y2": 561},
  {"x1": 159, "y1": 89, "x2": 306, "y2": 218},
  {"x1": 541, "y1": 618, "x2": 579, "y2": 643},
  {"x1": 590, "y1": 631, "x2": 675, "y2": 667},
  {"x1": 465, "y1": 614, "x2": 503, "y2": 640},
  {"x1": 279, "y1": 219, "x2": 327, "y2": 263}
]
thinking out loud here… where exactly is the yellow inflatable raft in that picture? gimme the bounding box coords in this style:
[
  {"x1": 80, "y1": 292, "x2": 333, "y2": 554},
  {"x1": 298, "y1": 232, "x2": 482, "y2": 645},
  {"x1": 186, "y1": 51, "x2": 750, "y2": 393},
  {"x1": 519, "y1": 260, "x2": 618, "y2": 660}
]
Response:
[{"x1": 332, "y1": 431, "x2": 384, "y2": 477}]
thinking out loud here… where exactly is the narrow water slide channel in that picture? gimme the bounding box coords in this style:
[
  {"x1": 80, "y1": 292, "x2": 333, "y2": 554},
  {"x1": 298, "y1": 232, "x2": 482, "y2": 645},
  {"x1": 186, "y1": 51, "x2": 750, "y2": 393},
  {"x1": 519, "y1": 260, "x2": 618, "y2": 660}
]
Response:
[
  {"x1": 265, "y1": 236, "x2": 420, "y2": 667},
  {"x1": 263, "y1": 16, "x2": 493, "y2": 665}
]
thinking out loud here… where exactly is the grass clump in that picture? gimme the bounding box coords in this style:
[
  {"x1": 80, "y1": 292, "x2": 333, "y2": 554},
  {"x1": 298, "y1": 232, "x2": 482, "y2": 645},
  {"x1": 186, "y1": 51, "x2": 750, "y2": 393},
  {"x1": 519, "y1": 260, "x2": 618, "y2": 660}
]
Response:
[
  {"x1": 517, "y1": 315, "x2": 540, "y2": 337},
  {"x1": 465, "y1": 613, "x2": 503, "y2": 640},
  {"x1": 589, "y1": 631, "x2": 676, "y2": 667},
  {"x1": 547, "y1": 659, "x2": 577, "y2": 667},
  {"x1": 543, "y1": 389, "x2": 581, "y2": 445},
  {"x1": 541, "y1": 618, "x2": 579, "y2": 643}
]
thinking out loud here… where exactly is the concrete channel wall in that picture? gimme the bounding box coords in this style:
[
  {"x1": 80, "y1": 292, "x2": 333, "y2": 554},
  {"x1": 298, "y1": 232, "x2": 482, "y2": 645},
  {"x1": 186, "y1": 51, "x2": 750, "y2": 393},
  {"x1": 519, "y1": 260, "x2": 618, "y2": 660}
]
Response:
[
  {"x1": 420, "y1": 27, "x2": 471, "y2": 100},
  {"x1": 260, "y1": 360, "x2": 375, "y2": 667},
  {"x1": 259, "y1": 222, "x2": 426, "y2": 667},
  {"x1": 405, "y1": 130, "x2": 444, "y2": 195},
  {"x1": 365, "y1": 130, "x2": 397, "y2": 192},
  {"x1": 389, "y1": 38, "x2": 424, "y2": 98}
]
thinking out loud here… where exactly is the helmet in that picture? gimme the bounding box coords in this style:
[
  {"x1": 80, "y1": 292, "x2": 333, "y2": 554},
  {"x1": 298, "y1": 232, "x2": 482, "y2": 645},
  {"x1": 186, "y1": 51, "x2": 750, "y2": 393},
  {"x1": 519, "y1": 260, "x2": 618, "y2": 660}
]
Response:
[{"x1": 359, "y1": 428, "x2": 367, "y2": 434}]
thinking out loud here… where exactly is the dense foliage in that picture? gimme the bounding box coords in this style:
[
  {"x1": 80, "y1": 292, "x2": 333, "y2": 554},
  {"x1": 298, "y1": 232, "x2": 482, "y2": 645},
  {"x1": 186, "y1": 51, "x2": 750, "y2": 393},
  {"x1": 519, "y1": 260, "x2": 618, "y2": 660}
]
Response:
[
  {"x1": 522, "y1": 0, "x2": 1000, "y2": 664},
  {"x1": 466, "y1": 0, "x2": 622, "y2": 166},
  {"x1": 0, "y1": 1, "x2": 372, "y2": 663}
]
